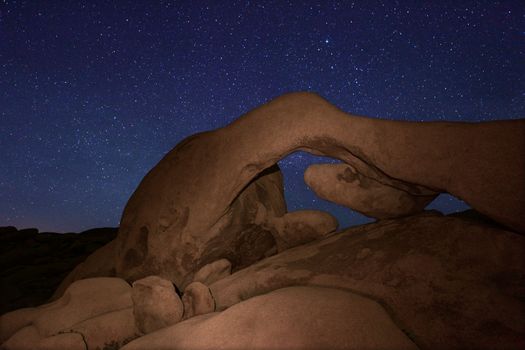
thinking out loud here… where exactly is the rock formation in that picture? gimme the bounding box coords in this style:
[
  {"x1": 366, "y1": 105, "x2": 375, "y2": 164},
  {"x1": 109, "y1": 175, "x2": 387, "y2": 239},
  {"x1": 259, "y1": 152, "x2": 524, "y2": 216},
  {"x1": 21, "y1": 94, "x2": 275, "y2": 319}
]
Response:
[
  {"x1": 264, "y1": 210, "x2": 338, "y2": 252},
  {"x1": 113, "y1": 92, "x2": 525, "y2": 289},
  {"x1": 181, "y1": 282, "x2": 215, "y2": 320},
  {"x1": 2, "y1": 92, "x2": 524, "y2": 349},
  {"x1": 131, "y1": 276, "x2": 183, "y2": 334},
  {"x1": 115, "y1": 163, "x2": 287, "y2": 288},
  {"x1": 208, "y1": 211, "x2": 525, "y2": 349},
  {"x1": 121, "y1": 286, "x2": 419, "y2": 350},
  {"x1": 192, "y1": 258, "x2": 232, "y2": 285},
  {"x1": 304, "y1": 163, "x2": 437, "y2": 219},
  {"x1": 0, "y1": 277, "x2": 139, "y2": 350}
]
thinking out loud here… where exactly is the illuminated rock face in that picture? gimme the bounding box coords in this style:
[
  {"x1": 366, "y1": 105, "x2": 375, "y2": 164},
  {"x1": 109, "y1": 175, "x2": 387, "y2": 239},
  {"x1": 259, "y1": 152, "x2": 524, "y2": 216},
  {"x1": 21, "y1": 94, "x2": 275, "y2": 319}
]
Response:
[
  {"x1": 3, "y1": 92, "x2": 525, "y2": 350},
  {"x1": 131, "y1": 275, "x2": 183, "y2": 334},
  {"x1": 114, "y1": 92, "x2": 525, "y2": 287},
  {"x1": 208, "y1": 212, "x2": 525, "y2": 350},
  {"x1": 120, "y1": 286, "x2": 419, "y2": 350},
  {"x1": 304, "y1": 163, "x2": 436, "y2": 219},
  {"x1": 0, "y1": 277, "x2": 140, "y2": 350}
]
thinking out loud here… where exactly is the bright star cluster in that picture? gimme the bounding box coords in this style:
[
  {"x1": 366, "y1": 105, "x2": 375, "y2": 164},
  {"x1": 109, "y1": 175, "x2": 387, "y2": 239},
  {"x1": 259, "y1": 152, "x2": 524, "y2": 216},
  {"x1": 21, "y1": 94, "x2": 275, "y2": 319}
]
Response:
[{"x1": 1, "y1": 1, "x2": 523, "y2": 232}]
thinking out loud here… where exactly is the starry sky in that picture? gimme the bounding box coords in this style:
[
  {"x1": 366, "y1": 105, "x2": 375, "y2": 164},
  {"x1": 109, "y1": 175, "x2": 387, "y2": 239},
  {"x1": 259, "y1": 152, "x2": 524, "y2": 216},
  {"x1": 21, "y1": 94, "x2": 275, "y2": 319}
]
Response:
[{"x1": 1, "y1": 1, "x2": 524, "y2": 232}]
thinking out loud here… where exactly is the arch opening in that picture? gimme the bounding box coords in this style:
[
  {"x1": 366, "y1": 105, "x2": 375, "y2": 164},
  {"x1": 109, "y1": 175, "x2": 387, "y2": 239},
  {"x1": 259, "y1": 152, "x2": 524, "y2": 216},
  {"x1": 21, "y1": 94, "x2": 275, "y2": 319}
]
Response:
[
  {"x1": 277, "y1": 151, "x2": 373, "y2": 230},
  {"x1": 278, "y1": 151, "x2": 472, "y2": 231}
]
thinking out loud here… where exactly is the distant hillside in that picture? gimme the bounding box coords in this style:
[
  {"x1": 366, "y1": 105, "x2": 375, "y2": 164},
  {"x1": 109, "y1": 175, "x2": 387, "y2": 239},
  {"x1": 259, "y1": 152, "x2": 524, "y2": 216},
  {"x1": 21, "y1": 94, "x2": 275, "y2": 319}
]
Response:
[{"x1": 0, "y1": 226, "x2": 117, "y2": 314}]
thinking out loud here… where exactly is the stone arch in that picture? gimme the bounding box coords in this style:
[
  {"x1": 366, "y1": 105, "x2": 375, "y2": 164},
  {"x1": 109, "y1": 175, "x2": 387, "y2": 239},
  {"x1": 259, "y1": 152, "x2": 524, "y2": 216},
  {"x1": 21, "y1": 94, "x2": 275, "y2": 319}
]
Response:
[{"x1": 113, "y1": 92, "x2": 525, "y2": 286}]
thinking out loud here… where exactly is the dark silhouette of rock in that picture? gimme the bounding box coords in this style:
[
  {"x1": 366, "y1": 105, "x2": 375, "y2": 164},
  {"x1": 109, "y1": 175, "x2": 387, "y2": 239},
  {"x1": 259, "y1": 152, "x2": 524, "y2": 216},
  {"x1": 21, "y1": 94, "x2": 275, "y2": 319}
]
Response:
[
  {"x1": 208, "y1": 211, "x2": 525, "y2": 349},
  {"x1": 0, "y1": 226, "x2": 117, "y2": 314},
  {"x1": 113, "y1": 92, "x2": 525, "y2": 290},
  {"x1": 51, "y1": 239, "x2": 117, "y2": 300}
]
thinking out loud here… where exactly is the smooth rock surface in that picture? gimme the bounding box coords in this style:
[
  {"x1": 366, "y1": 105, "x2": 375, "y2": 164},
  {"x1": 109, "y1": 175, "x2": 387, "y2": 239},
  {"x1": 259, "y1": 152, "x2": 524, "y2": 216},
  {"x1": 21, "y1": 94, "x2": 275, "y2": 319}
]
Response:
[
  {"x1": 116, "y1": 164, "x2": 285, "y2": 288},
  {"x1": 266, "y1": 210, "x2": 338, "y2": 252},
  {"x1": 0, "y1": 277, "x2": 132, "y2": 347},
  {"x1": 33, "y1": 277, "x2": 132, "y2": 337},
  {"x1": 182, "y1": 282, "x2": 215, "y2": 320},
  {"x1": 68, "y1": 307, "x2": 139, "y2": 349},
  {"x1": 192, "y1": 259, "x2": 232, "y2": 285},
  {"x1": 131, "y1": 276, "x2": 183, "y2": 334},
  {"x1": 114, "y1": 92, "x2": 525, "y2": 290},
  {"x1": 305, "y1": 163, "x2": 437, "y2": 219},
  {"x1": 209, "y1": 212, "x2": 525, "y2": 349},
  {"x1": 122, "y1": 286, "x2": 418, "y2": 350},
  {"x1": 51, "y1": 239, "x2": 117, "y2": 300}
]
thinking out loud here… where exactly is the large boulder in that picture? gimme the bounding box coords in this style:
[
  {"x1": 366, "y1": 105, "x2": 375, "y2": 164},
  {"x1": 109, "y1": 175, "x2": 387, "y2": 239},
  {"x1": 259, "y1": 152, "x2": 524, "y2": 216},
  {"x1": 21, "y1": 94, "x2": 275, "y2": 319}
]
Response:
[
  {"x1": 121, "y1": 286, "x2": 418, "y2": 350},
  {"x1": 116, "y1": 163, "x2": 286, "y2": 288},
  {"x1": 113, "y1": 92, "x2": 525, "y2": 290},
  {"x1": 131, "y1": 276, "x2": 183, "y2": 334},
  {"x1": 208, "y1": 212, "x2": 525, "y2": 349},
  {"x1": 181, "y1": 282, "x2": 215, "y2": 320}
]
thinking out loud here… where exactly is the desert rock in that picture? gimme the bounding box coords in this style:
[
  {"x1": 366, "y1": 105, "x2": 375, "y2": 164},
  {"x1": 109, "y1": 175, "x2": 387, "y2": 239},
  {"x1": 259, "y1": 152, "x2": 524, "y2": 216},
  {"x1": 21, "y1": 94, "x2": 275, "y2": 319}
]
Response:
[
  {"x1": 131, "y1": 276, "x2": 183, "y2": 334},
  {"x1": 192, "y1": 259, "x2": 232, "y2": 285},
  {"x1": 114, "y1": 92, "x2": 525, "y2": 290},
  {"x1": 182, "y1": 282, "x2": 215, "y2": 320},
  {"x1": 66, "y1": 307, "x2": 139, "y2": 349},
  {"x1": 209, "y1": 211, "x2": 525, "y2": 349},
  {"x1": 0, "y1": 277, "x2": 132, "y2": 348},
  {"x1": 1, "y1": 309, "x2": 139, "y2": 350},
  {"x1": 266, "y1": 210, "x2": 338, "y2": 252},
  {"x1": 121, "y1": 286, "x2": 418, "y2": 350},
  {"x1": 116, "y1": 164, "x2": 285, "y2": 288},
  {"x1": 305, "y1": 163, "x2": 437, "y2": 219}
]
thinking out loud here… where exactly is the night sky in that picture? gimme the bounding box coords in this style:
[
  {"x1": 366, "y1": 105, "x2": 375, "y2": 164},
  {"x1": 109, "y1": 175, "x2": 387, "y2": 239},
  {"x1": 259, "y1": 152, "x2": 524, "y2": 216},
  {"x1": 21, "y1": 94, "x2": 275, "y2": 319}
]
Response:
[{"x1": 1, "y1": 1, "x2": 523, "y2": 232}]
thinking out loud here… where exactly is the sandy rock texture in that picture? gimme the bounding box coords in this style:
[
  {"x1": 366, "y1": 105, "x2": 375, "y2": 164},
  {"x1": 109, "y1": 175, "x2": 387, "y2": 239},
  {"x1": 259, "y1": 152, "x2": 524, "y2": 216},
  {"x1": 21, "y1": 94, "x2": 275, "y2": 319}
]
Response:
[
  {"x1": 304, "y1": 163, "x2": 437, "y2": 219},
  {"x1": 114, "y1": 92, "x2": 525, "y2": 289},
  {"x1": 131, "y1": 276, "x2": 183, "y2": 334},
  {"x1": 121, "y1": 286, "x2": 418, "y2": 350},
  {"x1": 192, "y1": 258, "x2": 232, "y2": 285},
  {"x1": 265, "y1": 210, "x2": 338, "y2": 252},
  {"x1": 181, "y1": 282, "x2": 215, "y2": 320},
  {"x1": 116, "y1": 163, "x2": 287, "y2": 288},
  {"x1": 0, "y1": 277, "x2": 139, "y2": 350},
  {"x1": 208, "y1": 212, "x2": 525, "y2": 350}
]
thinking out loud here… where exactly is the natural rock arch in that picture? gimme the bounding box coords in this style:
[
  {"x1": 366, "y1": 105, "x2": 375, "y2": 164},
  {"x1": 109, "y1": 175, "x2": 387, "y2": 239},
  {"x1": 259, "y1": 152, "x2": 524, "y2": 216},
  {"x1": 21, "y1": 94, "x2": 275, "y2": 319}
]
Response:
[{"x1": 113, "y1": 92, "x2": 525, "y2": 287}]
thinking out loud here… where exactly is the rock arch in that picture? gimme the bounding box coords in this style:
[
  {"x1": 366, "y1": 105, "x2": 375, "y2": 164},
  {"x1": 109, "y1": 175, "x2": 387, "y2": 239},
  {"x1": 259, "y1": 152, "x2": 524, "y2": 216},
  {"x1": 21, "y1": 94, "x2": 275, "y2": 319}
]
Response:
[{"x1": 114, "y1": 92, "x2": 525, "y2": 287}]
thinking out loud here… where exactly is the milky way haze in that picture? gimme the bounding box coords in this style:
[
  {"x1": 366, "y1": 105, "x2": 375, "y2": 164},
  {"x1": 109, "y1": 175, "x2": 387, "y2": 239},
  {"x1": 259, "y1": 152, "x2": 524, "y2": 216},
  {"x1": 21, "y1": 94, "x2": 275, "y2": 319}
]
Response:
[{"x1": 1, "y1": 1, "x2": 523, "y2": 232}]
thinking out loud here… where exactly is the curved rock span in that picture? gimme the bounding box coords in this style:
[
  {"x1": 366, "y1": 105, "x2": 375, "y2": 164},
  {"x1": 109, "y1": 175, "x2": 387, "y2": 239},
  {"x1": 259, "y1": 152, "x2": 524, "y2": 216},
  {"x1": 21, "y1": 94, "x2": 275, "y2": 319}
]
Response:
[{"x1": 114, "y1": 92, "x2": 525, "y2": 287}]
